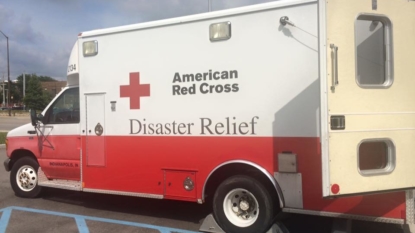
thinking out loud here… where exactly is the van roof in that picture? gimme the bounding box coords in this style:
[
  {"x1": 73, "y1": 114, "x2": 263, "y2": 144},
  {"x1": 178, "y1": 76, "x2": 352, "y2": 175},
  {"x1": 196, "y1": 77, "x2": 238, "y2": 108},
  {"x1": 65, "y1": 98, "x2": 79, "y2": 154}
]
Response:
[{"x1": 79, "y1": 0, "x2": 315, "y2": 38}]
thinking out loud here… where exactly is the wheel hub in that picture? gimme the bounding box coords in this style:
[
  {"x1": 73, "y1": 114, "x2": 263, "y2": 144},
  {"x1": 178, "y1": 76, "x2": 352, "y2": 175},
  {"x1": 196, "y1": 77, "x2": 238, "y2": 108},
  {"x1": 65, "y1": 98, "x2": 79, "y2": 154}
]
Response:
[
  {"x1": 16, "y1": 166, "x2": 37, "y2": 192},
  {"x1": 239, "y1": 199, "x2": 250, "y2": 211},
  {"x1": 19, "y1": 172, "x2": 31, "y2": 188},
  {"x1": 223, "y1": 188, "x2": 259, "y2": 227}
]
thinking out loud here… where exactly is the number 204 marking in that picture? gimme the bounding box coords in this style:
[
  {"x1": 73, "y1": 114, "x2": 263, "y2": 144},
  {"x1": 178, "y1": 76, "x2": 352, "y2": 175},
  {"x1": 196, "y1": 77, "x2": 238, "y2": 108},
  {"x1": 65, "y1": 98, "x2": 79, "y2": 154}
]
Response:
[{"x1": 68, "y1": 64, "x2": 77, "y2": 73}]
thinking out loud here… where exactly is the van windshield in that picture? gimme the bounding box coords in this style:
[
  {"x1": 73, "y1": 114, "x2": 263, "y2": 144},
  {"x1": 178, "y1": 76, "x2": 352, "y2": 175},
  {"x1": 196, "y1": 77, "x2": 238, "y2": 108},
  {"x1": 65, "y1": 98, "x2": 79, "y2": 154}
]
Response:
[{"x1": 44, "y1": 87, "x2": 80, "y2": 124}]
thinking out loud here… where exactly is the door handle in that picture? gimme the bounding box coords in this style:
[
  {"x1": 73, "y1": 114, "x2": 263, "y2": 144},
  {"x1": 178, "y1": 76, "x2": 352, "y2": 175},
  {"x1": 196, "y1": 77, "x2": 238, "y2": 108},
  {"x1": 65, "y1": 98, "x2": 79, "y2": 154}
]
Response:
[{"x1": 330, "y1": 44, "x2": 339, "y2": 92}]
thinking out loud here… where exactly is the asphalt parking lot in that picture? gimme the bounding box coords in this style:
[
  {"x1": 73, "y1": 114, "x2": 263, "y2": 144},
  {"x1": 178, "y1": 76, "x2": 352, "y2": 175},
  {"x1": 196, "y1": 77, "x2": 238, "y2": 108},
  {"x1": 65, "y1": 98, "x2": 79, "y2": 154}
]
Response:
[{"x1": 0, "y1": 206, "x2": 199, "y2": 233}]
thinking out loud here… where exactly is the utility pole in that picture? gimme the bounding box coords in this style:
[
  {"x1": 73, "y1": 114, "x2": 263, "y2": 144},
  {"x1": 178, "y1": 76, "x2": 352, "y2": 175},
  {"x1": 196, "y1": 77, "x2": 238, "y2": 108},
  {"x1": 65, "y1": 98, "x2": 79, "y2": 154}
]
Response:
[
  {"x1": 1, "y1": 74, "x2": 5, "y2": 107},
  {"x1": 5, "y1": 89, "x2": 8, "y2": 108},
  {"x1": 208, "y1": 0, "x2": 212, "y2": 12},
  {"x1": 23, "y1": 72, "x2": 25, "y2": 110},
  {"x1": 23, "y1": 72, "x2": 25, "y2": 97},
  {"x1": 0, "y1": 30, "x2": 11, "y2": 116}
]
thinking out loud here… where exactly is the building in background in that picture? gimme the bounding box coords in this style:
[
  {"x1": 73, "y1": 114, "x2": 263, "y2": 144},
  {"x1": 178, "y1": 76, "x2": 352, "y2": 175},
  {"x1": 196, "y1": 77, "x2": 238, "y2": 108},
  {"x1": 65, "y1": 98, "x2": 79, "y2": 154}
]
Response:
[{"x1": 41, "y1": 81, "x2": 67, "y2": 97}]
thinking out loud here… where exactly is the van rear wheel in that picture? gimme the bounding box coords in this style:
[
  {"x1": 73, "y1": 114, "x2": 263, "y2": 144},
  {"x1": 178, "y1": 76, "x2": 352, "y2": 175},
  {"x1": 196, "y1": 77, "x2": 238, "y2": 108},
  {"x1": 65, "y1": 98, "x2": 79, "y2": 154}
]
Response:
[
  {"x1": 212, "y1": 175, "x2": 275, "y2": 233},
  {"x1": 10, "y1": 157, "x2": 42, "y2": 198}
]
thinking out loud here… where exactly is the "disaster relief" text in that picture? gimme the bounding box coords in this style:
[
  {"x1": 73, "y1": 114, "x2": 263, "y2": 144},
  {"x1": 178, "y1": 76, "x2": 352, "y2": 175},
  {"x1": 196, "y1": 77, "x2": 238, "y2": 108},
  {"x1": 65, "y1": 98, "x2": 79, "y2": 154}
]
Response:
[{"x1": 129, "y1": 116, "x2": 258, "y2": 135}]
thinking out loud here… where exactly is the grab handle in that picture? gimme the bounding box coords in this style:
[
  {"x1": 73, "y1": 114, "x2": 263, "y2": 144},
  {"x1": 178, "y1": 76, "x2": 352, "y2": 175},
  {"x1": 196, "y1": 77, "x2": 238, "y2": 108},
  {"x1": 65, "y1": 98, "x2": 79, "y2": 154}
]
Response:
[{"x1": 330, "y1": 44, "x2": 339, "y2": 92}]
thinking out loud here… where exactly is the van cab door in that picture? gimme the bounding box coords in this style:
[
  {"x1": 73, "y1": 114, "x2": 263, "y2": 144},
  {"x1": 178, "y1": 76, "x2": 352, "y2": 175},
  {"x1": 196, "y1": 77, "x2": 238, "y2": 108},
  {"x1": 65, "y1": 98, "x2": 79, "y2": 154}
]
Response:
[
  {"x1": 320, "y1": 0, "x2": 415, "y2": 197},
  {"x1": 37, "y1": 87, "x2": 81, "y2": 180}
]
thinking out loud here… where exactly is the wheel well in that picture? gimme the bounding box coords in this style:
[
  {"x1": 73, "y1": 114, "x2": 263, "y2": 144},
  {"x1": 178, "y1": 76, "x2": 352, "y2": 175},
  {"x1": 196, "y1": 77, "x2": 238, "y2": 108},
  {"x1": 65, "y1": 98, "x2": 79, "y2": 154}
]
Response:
[
  {"x1": 9, "y1": 149, "x2": 38, "y2": 170},
  {"x1": 204, "y1": 163, "x2": 282, "y2": 209}
]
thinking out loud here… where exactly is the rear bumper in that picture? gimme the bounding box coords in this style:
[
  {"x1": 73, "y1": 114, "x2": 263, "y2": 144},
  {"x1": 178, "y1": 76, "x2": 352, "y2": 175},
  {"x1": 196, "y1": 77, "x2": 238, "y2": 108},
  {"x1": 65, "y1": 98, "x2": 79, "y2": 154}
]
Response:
[{"x1": 3, "y1": 158, "x2": 11, "y2": 172}]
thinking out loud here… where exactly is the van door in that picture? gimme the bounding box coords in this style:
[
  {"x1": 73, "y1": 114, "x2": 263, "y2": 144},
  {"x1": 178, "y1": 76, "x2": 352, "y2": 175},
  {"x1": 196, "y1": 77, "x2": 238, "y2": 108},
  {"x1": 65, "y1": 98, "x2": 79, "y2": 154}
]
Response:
[
  {"x1": 320, "y1": 0, "x2": 415, "y2": 197},
  {"x1": 38, "y1": 87, "x2": 81, "y2": 180},
  {"x1": 85, "y1": 93, "x2": 106, "y2": 167}
]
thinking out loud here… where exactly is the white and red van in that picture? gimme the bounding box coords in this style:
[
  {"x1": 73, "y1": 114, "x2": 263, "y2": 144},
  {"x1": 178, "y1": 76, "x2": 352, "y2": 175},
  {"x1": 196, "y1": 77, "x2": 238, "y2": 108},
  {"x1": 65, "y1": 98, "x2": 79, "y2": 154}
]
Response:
[{"x1": 4, "y1": 0, "x2": 415, "y2": 232}]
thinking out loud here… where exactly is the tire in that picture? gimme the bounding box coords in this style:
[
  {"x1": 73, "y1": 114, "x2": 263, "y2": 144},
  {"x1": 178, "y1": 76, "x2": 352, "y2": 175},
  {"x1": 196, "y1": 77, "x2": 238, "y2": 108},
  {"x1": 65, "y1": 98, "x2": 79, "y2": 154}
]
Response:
[
  {"x1": 10, "y1": 157, "x2": 42, "y2": 198},
  {"x1": 213, "y1": 175, "x2": 275, "y2": 233}
]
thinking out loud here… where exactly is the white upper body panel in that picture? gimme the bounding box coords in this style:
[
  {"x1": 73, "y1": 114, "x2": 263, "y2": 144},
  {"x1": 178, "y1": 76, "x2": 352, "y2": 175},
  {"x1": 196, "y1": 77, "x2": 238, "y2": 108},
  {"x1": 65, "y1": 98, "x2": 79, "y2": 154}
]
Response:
[{"x1": 77, "y1": 0, "x2": 319, "y2": 138}]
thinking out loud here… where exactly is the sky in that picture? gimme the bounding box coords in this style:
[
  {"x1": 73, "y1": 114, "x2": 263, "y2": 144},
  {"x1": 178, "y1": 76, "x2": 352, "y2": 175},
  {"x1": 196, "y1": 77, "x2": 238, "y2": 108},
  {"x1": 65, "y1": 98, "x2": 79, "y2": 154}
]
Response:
[{"x1": 0, "y1": 0, "x2": 276, "y2": 81}]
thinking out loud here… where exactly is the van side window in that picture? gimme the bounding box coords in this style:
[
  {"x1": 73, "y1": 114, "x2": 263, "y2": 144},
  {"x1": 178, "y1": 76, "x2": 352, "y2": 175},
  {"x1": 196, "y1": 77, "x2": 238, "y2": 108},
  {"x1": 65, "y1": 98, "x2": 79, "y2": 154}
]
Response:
[
  {"x1": 355, "y1": 15, "x2": 393, "y2": 88},
  {"x1": 44, "y1": 88, "x2": 80, "y2": 124}
]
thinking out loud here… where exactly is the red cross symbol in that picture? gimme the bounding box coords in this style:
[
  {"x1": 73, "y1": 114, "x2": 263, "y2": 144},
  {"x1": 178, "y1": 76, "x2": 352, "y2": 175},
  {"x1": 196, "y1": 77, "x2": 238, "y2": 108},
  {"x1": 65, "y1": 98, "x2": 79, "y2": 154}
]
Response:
[{"x1": 120, "y1": 72, "x2": 150, "y2": 109}]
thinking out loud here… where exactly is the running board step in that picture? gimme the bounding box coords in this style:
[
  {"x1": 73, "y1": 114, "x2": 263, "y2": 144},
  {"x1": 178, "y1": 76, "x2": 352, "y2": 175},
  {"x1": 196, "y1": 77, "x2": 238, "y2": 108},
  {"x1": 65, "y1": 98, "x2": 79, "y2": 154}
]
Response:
[{"x1": 37, "y1": 167, "x2": 82, "y2": 191}]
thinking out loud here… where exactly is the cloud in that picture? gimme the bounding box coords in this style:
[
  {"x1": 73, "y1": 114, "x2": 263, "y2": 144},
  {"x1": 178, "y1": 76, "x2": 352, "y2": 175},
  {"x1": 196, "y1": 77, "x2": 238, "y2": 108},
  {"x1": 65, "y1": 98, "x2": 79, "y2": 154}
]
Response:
[
  {"x1": 0, "y1": 39, "x2": 68, "y2": 79},
  {"x1": 0, "y1": 5, "x2": 44, "y2": 44},
  {"x1": 115, "y1": 0, "x2": 207, "y2": 23},
  {"x1": 214, "y1": 0, "x2": 276, "y2": 9},
  {"x1": 113, "y1": 0, "x2": 279, "y2": 26},
  {"x1": 0, "y1": 3, "x2": 72, "y2": 80},
  {"x1": 10, "y1": 16, "x2": 45, "y2": 44},
  {"x1": 0, "y1": 5, "x2": 13, "y2": 26}
]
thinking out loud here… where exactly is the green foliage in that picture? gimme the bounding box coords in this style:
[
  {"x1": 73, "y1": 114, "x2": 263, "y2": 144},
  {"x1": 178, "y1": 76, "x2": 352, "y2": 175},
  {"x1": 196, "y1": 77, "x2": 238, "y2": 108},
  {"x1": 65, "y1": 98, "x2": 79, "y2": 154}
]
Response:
[
  {"x1": 16, "y1": 73, "x2": 56, "y2": 85},
  {"x1": 43, "y1": 90, "x2": 54, "y2": 104},
  {"x1": 16, "y1": 74, "x2": 56, "y2": 103},
  {"x1": 10, "y1": 82, "x2": 21, "y2": 103},
  {"x1": 0, "y1": 132, "x2": 6, "y2": 144},
  {"x1": 0, "y1": 74, "x2": 57, "y2": 108},
  {"x1": 23, "y1": 77, "x2": 49, "y2": 111}
]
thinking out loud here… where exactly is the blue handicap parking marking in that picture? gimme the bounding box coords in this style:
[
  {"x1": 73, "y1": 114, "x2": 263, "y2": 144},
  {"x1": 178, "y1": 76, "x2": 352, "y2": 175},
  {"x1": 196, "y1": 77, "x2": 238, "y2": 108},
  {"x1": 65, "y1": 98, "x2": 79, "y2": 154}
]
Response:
[
  {"x1": 0, "y1": 208, "x2": 12, "y2": 233},
  {"x1": 0, "y1": 206, "x2": 200, "y2": 233},
  {"x1": 75, "y1": 217, "x2": 89, "y2": 233}
]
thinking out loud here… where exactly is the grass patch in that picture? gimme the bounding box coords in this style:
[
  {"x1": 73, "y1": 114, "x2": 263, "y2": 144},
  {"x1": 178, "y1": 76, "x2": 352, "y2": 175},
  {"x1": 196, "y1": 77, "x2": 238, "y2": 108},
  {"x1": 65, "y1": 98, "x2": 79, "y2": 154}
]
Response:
[{"x1": 0, "y1": 132, "x2": 6, "y2": 144}]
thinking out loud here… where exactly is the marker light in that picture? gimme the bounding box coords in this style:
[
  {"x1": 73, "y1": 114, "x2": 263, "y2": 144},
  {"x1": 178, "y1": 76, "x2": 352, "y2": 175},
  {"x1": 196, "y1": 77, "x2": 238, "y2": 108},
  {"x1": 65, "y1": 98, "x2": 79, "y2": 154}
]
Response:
[
  {"x1": 209, "y1": 22, "x2": 231, "y2": 41},
  {"x1": 83, "y1": 41, "x2": 98, "y2": 57},
  {"x1": 331, "y1": 184, "x2": 340, "y2": 194}
]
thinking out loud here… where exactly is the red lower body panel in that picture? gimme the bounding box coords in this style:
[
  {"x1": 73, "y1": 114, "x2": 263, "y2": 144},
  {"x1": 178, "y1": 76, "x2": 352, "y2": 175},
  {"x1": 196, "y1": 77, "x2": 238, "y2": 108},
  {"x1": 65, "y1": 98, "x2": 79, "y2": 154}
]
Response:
[
  {"x1": 81, "y1": 135, "x2": 405, "y2": 219},
  {"x1": 8, "y1": 135, "x2": 405, "y2": 220},
  {"x1": 82, "y1": 136, "x2": 274, "y2": 202}
]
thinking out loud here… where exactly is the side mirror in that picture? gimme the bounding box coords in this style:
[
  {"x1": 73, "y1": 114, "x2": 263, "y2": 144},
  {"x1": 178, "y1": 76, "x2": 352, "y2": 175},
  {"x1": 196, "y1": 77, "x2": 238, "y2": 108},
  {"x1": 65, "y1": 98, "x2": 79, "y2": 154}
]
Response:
[
  {"x1": 30, "y1": 109, "x2": 44, "y2": 126},
  {"x1": 30, "y1": 109, "x2": 37, "y2": 126}
]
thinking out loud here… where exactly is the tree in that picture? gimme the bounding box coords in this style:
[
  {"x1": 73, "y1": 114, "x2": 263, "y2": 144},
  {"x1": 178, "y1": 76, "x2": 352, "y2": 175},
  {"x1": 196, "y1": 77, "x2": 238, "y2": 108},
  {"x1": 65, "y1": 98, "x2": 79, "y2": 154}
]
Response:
[
  {"x1": 23, "y1": 77, "x2": 49, "y2": 110},
  {"x1": 43, "y1": 90, "x2": 54, "y2": 104},
  {"x1": 10, "y1": 81, "x2": 21, "y2": 104},
  {"x1": 16, "y1": 74, "x2": 56, "y2": 100}
]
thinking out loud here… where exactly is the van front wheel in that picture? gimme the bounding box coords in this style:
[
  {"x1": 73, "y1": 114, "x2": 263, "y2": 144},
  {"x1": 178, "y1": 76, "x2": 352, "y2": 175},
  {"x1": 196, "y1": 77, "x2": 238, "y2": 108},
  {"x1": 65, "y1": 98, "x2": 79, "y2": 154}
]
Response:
[
  {"x1": 10, "y1": 157, "x2": 42, "y2": 198},
  {"x1": 212, "y1": 175, "x2": 274, "y2": 233}
]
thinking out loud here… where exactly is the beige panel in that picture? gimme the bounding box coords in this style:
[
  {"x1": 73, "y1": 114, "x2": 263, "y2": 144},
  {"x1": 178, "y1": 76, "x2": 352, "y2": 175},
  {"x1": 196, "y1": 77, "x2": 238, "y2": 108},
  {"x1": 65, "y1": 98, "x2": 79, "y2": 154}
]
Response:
[
  {"x1": 327, "y1": 0, "x2": 415, "y2": 195},
  {"x1": 327, "y1": 0, "x2": 415, "y2": 113},
  {"x1": 329, "y1": 131, "x2": 415, "y2": 194}
]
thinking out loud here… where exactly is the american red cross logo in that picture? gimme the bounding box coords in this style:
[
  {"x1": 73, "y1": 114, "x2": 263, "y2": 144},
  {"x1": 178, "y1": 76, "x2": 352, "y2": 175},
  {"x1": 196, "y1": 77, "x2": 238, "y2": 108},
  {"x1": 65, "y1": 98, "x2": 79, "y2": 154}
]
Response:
[{"x1": 120, "y1": 72, "x2": 150, "y2": 109}]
